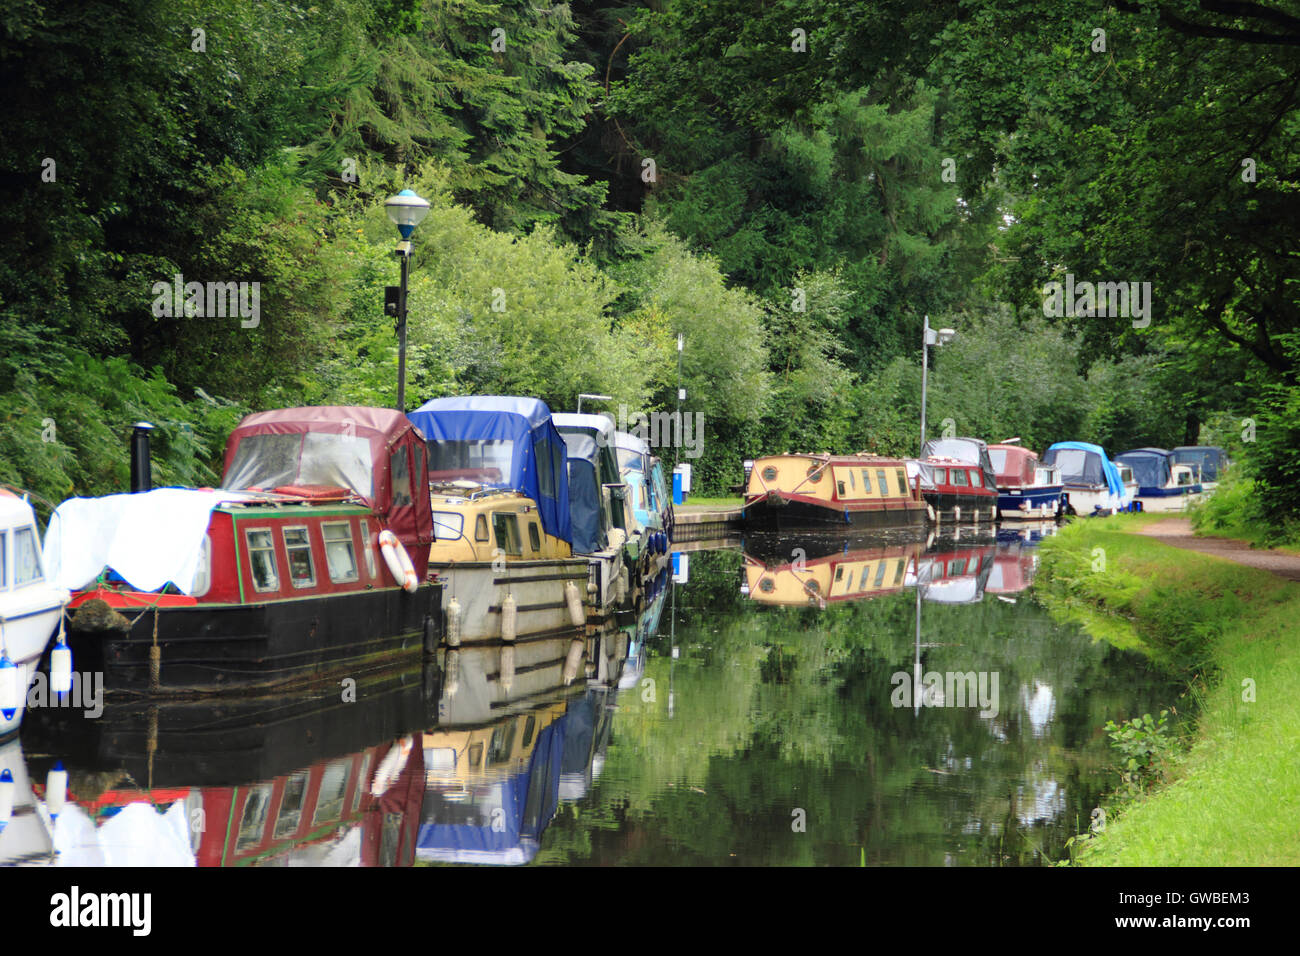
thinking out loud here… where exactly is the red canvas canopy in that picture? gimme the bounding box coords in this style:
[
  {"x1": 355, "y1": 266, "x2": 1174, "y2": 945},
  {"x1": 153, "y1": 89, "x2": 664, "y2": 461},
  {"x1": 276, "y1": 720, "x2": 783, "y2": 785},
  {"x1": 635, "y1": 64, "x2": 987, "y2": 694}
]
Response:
[
  {"x1": 988, "y1": 444, "x2": 1038, "y2": 488},
  {"x1": 222, "y1": 406, "x2": 432, "y2": 549}
]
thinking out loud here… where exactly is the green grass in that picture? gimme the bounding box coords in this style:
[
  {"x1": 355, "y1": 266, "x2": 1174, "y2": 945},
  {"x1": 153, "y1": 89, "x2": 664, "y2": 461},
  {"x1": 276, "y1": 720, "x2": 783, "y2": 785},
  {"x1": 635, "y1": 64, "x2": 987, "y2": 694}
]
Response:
[
  {"x1": 679, "y1": 496, "x2": 742, "y2": 511},
  {"x1": 1035, "y1": 517, "x2": 1300, "y2": 865}
]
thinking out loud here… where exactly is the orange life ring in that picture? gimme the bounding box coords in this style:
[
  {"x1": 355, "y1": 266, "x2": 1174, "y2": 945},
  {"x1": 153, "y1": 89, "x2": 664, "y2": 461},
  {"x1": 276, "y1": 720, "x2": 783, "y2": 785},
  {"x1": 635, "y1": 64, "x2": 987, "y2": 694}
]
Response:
[{"x1": 378, "y1": 530, "x2": 419, "y2": 593}]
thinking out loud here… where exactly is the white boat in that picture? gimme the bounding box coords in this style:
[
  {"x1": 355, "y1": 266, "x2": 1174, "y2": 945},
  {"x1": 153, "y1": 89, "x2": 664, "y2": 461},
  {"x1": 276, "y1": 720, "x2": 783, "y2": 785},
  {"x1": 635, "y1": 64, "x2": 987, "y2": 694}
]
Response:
[
  {"x1": 1114, "y1": 448, "x2": 1204, "y2": 512},
  {"x1": 1, "y1": 490, "x2": 70, "y2": 739},
  {"x1": 1041, "y1": 442, "x2": 1126, "y2": 516}
]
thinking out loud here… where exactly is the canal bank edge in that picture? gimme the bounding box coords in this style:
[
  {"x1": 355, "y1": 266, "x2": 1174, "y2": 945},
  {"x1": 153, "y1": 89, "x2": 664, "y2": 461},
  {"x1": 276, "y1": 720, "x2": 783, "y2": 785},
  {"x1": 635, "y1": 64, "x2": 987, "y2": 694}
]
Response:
[{"x1": 1033, "y1": 516, "x2": 1300, "y2": 865}]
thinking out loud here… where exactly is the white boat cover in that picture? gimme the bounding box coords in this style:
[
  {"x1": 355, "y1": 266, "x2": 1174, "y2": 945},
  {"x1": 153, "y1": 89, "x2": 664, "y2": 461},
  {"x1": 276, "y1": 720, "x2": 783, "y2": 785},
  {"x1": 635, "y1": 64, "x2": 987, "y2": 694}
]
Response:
[
  {"x1": 43, "y1": 488, "x2": 257, "y2": 594},
  {"x1": 53, "y1": 799, "x2": 197, "y2": 866}
]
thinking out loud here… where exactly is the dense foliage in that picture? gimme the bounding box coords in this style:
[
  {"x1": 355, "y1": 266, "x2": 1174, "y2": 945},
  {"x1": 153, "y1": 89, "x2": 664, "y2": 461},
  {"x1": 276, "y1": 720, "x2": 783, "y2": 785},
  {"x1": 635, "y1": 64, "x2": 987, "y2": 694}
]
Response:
[{"x1": 1, "y1": 0, "x2": 1294, "y2": 521}]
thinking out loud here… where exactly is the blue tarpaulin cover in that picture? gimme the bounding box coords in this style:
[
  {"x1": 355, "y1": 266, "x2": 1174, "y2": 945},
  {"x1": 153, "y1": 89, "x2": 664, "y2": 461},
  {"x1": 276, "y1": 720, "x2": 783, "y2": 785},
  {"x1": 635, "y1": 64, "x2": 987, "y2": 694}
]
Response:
[
  {"x1": 559, "y1": 431, "x2": 606, "y2": 555},
  {"x1": 408, "y1": 396, "x2": 571, "y2": 543},
  {"x1": 414, "y1": 715, "x2": 565, "y2": 865},
  {"x1": 1043, "y1": 442, "x2": 1126, "y2": 498}
]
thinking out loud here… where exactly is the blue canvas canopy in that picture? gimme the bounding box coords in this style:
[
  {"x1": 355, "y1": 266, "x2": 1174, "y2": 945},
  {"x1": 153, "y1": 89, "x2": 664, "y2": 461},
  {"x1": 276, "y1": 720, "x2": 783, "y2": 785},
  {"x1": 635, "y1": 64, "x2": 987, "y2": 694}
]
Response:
[
  {"x1": 414, "y1": 716, "x2": 565, "y2": 866},
  {"x1": 1172, "y1": 446, "x2": 1229, "y2": 481},
  {"x1": 1115, "y1": 448, "x2": 1173, "y2": 493},
  {"x1": 1043, "y1": 442, "x2": 1126, "y2": 498},
  {"x1": 558, "y1": 431, "x2": 607, "y2": 554},
  {"x1": 407, "y1": 396, "x2": 570, "y2": 543}
]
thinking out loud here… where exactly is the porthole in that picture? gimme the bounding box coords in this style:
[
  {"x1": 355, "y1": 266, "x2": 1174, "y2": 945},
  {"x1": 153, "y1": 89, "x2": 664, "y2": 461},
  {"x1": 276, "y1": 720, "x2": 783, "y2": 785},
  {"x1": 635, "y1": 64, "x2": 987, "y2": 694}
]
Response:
[{"x1": 761, "y1": 466, "x2": 778, "y2": 482}]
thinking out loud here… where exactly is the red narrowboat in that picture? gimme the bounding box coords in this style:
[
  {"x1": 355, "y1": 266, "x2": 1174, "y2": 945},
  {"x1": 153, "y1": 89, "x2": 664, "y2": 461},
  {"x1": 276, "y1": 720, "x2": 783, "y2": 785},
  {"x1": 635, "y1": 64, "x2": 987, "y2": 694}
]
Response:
[
  {"x1": 912, "y1": 457, "x2": 1000, "y2": 525},
  {"x1": 51, "y1": 407, "x2": 441, "y2": 694}
]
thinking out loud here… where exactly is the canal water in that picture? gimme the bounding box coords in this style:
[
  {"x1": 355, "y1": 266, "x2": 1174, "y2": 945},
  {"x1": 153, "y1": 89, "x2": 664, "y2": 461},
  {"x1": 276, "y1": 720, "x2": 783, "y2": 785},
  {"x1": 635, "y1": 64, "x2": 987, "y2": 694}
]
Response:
[{"x1": 8, "y1": 527, "x2": 1179, "y2": 867}]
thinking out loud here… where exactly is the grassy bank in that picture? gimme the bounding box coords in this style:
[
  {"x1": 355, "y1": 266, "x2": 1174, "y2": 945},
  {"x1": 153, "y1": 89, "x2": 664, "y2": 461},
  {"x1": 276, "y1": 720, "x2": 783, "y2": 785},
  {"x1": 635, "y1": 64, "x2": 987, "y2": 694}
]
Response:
[{"x1": 1035, "y1": 516, "x2": 1300, "y2": 865}]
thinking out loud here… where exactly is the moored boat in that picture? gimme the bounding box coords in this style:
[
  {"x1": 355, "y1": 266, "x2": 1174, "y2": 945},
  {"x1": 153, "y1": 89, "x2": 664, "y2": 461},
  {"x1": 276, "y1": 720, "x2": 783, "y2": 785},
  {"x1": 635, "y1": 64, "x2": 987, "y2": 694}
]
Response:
[
  {"x1": 1171, "y1": 445, "x2": 1229, "y2": 490},
  {"x1": 1041, "y1": 441, "x2": 1126, "y2": 516},
  {"x1": 911, "y1": 457, "x2": 1000, "y2": 525},
  {"x1": 0, "y1": 489, "x2": 70, "y2": 739},
  {"x1": 406, "y1": 396, "x2": 589, "y2": 646},
  {"x1": 1114, "y1": 448, "x2": 1203, "y2": 512},
  {"x1": 48, "y1": 407, "x2": 442, "y2": 695},
  {"x1": 743, "y1": 453, "x2": 927, "y2": 531},
  {"x1": 987, "y1": 442, "x2": 1065, "y2": 521}
]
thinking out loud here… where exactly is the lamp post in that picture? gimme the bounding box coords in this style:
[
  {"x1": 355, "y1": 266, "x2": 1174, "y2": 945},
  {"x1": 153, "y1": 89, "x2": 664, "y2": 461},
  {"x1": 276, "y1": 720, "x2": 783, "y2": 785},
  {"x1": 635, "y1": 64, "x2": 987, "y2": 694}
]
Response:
[
  {"x1": 384, "y1": 189, "x2": 431, "y2": 411},
  {"x1": 919, "y1": 315, "x2": 956, "y2": 449}
]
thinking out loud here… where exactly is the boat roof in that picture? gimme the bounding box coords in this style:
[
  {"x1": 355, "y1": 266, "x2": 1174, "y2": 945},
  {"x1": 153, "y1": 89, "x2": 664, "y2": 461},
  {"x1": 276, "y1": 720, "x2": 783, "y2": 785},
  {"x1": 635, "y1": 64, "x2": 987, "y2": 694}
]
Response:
[
  {"x1": 552, "y1": 413, "x2": 616, "y2": 441},
  {"x1": 0, "y1": 489, "x2": 36, "y2": 525},
  {"x1": 222, "y1": 405, "x2": 432, "y2": 548},
  {"x1": 1116, "y1": 447, "x2": 1172, "y2": 459},
  {"x1": 407, "y1": 395, "x2": 570, "y2": 542},
  {"x1": 613, "y1": 431, "x2": 650, "y2": 456}
]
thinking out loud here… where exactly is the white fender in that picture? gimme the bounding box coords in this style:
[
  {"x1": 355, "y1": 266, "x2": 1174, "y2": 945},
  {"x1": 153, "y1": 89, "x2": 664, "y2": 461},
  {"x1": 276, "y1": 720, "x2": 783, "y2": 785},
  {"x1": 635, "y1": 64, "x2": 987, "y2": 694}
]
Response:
[
  {"x1": 445, "y1": 596, "x2": 462, "y2": 647},
  {"x1": 501, "y1": 594, "x2": 517, "y2": 642},
  {"x1": 378, "y1": 530, "x2": 420, "y2": 593},
  {"x1": 565, "y1": 580, "x2": 586, "y2": 627}
]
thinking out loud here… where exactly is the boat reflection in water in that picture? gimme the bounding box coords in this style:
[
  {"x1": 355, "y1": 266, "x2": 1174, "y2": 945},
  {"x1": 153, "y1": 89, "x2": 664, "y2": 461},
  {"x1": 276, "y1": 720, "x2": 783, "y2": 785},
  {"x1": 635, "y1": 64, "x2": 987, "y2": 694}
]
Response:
[{"x1": 741, "y1": 533, "x2": 925, "y2": 608}]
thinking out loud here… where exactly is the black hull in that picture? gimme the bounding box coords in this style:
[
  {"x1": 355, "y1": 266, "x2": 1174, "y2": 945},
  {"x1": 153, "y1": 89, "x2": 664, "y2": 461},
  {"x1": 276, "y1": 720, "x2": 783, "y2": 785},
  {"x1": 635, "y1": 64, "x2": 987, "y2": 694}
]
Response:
[
  {"x1": 64, "y1": 584, "x2": 442, "y2": 696},
  {"x1": 743, "y1": 498, "x2": 926, "y2": 533},
  {"x1": 20, "y1": 664, "x2": 436, "y2": 788}
]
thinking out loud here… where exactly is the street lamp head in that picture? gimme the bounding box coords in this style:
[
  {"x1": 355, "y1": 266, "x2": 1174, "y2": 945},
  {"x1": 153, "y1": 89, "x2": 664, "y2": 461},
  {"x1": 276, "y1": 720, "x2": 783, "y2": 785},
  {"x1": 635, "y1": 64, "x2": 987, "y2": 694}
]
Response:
[
  {"x1": 937, "y1": 328, "x2": 956, "y2": 345},
  {"x1": 385, "y1": 189, "x2": 430, "y2": 240}
]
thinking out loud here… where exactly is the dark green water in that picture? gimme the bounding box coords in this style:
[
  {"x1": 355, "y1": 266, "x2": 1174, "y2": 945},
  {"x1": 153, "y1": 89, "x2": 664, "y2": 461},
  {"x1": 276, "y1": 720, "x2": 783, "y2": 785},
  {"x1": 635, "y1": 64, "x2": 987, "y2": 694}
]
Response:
[
  {"x1": 533, "y1": 545, "x2": 1178, "y2": 866},
  {"x1": 10, "y1": 534, "x2": 1179, "y2": 867}
]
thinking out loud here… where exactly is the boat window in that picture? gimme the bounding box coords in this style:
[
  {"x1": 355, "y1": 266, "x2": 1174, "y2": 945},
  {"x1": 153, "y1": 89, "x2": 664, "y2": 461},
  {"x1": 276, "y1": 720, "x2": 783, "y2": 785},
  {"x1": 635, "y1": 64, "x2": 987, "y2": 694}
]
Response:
[
  {"x1": 0, "y1": 531, "x2": 6, "y2": 590},
  {"x1": 893, "y1": 559, "x2": 905, "y2": 586},
  {"x1": 427, "y1": 439, "x2": 513, "y2": 485},
  {"x1": 323, "y1": 522, "x2": 360, "y2": 583},
  {"x1": 861, "y1": 470, "x2": 872, "y2": 493},
  {"x1": 236, "y1": 784, "x2": 274, "y2": 850},
  {"x1": 876, "y1": 470, "x2": 888, "y2": 496},
  {"x1": 933, "y1": 468, "x2": 947, "y2": 485},
  {"x1": 949, "y1": 558, "x2": 967, "y2": 574},
  {"x1": 313, "y1": 757, "x2": 352, "y2": 826},
  {"x1": 350, "y1": 754, "x2": 372, "y2": 814},
  {"x1": 468, "y1": 743, "x2": 484, "y2": 769},
  {"x1": 274, "y1": 770, "x2": 310, "y2": 838},
  {"x1": 493, "y1": 513, "x2": 522, "y2": 556},
  {"x1": 762, "y1": 465, "x2": 778, "y2": 483},
  {"x1": 835, "y1": 566, "x2": 844, "y2": 582},
  {"x1": 390, "y1": 448, "x2": 413, "y2": 507},
  {"x1": 363, "y1": 522, "x2": 378, "y2": 579},
  {"x1": 536, "y1": 437, "x2": 555, "y2": 498},
  {"x1": 521, "y1": 715, "x2": 537, "y2": 748},
  {"x1": 895, "y1": 469, "x2": 908, "y2": 495},
  {"x1": 858, "y1": 565, "x2": 871, "y2": 590},
  {"x1": 245, "y1": 529, "x2": 279, "y2": 592},
  {"x1": 951, "y1": 469, "x2": 969, "y2": 487},
  {"x1": 989, "y1": 449, "x2": 1008, "y2": 473},
  {"x1": 806, "y1": 464, "x2": 823, "y2": 483},
  {"x1": 13, "y1": 526, "x2": 42, "y2": 586},
  {"x1": 970, "y1": 470, "x2": 982, "y2": 487},
  {"x1": 528, "y1": 522, "x2": 541, "y2": 552},
  {"x1": 431, "y1": 511, "x2": 465, "y2": 541},
  {"x1": 192, "y1": 536, "x2": 212, "y2": 597},
  {"x1": 847, "y1": 470, "x2": 856, "y2": 490},
  {"x1": 283, "y1": 527, "x2": 316, "y2": 588},
  {"x1": 874, "y1": 560, "x2": 888, "y2": 588},
  {"x1": 837, "y1": 480, "x2": 847, "y2": 496},
  {"x1": 488, "y1": 722, "x2": 517, "y2": 766},
  {"x1": 474, "y1": 514, "x2": 489, "y2": 542}
]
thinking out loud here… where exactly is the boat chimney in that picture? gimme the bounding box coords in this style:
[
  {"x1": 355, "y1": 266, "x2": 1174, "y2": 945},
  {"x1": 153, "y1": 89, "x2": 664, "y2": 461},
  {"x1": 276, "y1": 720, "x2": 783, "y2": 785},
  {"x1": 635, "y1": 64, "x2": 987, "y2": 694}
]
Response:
[{"x1": 130, "y1": 422, "x2": 155, "y2": 493}]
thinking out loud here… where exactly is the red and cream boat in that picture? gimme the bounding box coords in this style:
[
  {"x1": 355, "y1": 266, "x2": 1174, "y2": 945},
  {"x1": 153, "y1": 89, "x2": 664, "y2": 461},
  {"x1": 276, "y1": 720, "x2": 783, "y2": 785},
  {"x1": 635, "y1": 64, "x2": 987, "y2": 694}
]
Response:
[
  {"x1": 743, "y1": 453, "x2": 927, "y2": 531},
  {"x1": 47, "y1": 407, "x2": 441, "y2": 695}
]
